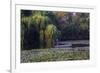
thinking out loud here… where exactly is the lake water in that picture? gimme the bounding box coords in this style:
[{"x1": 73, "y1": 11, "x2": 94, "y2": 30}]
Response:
[{"x1": 54, "y1": 40, "x2": 89, "y2": 48}]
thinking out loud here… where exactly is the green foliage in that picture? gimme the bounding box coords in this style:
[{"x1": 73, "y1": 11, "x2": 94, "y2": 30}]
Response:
[
  {"x1": 21, "y1": 10, "x2": 89, "y2": 49},
  {"x1": 32, "y1": 12, "x2": 56, "y2": 48},
  {"x1": 45, "y1": 24, "x2": 58, "y2": 48}
]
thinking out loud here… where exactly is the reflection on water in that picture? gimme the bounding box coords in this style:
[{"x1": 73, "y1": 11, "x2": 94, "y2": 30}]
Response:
[{"x1": 54, "y1": 40, "x2": 89, "y2": 48}]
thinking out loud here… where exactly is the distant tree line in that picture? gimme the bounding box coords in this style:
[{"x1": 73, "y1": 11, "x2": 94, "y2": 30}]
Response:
[{"x1": 21, "y1": 10, "x2": 89, "y2": 50}]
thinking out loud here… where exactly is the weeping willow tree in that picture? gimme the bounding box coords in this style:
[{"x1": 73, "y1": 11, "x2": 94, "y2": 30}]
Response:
[
  {"x1": 32, "y1": 11, "x2": 52, "y2": 48},
  {"x1": 21, "y1": 16, "x2": 33, "y2": 49},
  {"x1": 31, "y1": 11, "x2": 59, "y2": 48},
  {"x1": 45, "y1": 24, "x2": 58, "y2": 48},
  {"x1": 21, "y1": 10, "x2": 60, "y2": 49}
]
